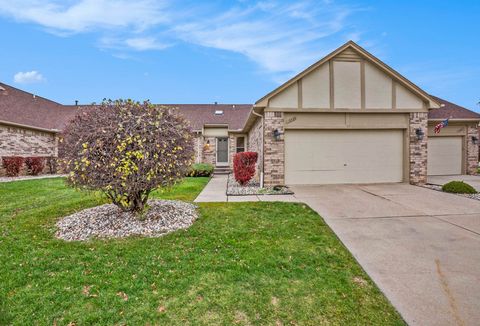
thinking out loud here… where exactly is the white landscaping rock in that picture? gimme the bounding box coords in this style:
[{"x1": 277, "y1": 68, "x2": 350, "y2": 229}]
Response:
[
  {"x1": 0, "y1": 174, "x2": 67, "y2": 183},
  {"x1": 55, "y1": 199, "x2": 198, "y2": 241},
  {"x1": 423, "y1": 184, "x2": 480, "y2": 201},
  {"x1": 226, "y1": 174, "x2": 293, "y2": 196}
]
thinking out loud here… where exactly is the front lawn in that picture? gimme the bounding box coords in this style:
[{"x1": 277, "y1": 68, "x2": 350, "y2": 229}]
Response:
[{"x1": 0, "y1": 178, "x2": 403, "y2": 325}]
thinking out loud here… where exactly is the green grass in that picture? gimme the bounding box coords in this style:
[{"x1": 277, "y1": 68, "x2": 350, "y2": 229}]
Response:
[{"x1": 0, "y1": 178, "x2": 404, "y2": 325}]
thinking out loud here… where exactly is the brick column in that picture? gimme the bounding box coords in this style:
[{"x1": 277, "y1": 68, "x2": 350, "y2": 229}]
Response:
[
  {"x1": 202, "y1": 137, "x2": 216, "y2": 165},
  {"x1": 466, "y1": 125, "x2": 479, "y2": 175},
  {"x1": 409, "y1": 112, "x2": 428, "y2": 185},
  {"x1": 264, "y1": 111, "x2": 285, "y2": 186},
  {"x1": 228, "y1": 135, "x2": 236, "y2": 169}
]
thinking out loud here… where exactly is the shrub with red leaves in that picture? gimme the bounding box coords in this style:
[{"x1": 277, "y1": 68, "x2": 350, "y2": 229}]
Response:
[
  {"x1": 233, "y1": 152, "x2": 258, "y2": 186},
  {"x1": 2, "y1": 156, "x2": 24, "y2": 177},
  {"x1": 25, "y1": 157, "x2": 45, "y2": 176}
]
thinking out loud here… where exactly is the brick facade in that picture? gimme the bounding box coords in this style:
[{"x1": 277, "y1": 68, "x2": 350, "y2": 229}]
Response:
[
  {"x1": 0, "y1": 123, "x2": 57, "y2": 176},
  {"x1": 263, "y1": 111, "x2": 285, "y2": 186},
  {"x1": 202, "y1": 136, "x2": 216, "y2": 165},
  {"x1": 0, "y1": 124, "x2": 57, "y2": 157},
  {"x1": 466, "y1": 124, "x2": 479, "y2": 175},
  {"x1": 409, "y1": 112, "x2": 428, "y2": 185},
  {"x1": 247, "y1": 117, "x2": 263, "y2": 180},
  {"x1": 228, "y1": 135, "x2": 236, "y2": 168},
  {"x1": 193, "y1": 134, "x2": 202, "y2": 164}
]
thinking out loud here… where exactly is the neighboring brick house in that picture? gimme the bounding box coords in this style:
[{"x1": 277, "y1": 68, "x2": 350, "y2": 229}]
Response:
[
  {"x1": 1, "y1": 41, "x2": 479, "y2": 183},
  {"x1": 0, "y1": 83, "x2": 77, "y2": 176},
  {"x1": 0, "y1": 82, "x2": 251, "y2": 176}
]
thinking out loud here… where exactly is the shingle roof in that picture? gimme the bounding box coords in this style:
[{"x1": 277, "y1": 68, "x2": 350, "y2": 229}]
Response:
[
  {"x1": 0, "y1": 82, "x2": 77, "y2": 131},
  {"x1": 71, "y1": 103, "x2": 253, "y2": 131},
  {"x1": 428, "y1": 96, "x2": 480, "y2": 120},
  {"x1": 161, "y1": 104, "x2": 252, "y2": 131}
]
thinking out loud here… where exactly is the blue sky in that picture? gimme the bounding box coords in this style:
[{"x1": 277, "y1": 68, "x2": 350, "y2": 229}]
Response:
[{"x1": 0, "y1": 0, "x2": 479, "y2": 110}]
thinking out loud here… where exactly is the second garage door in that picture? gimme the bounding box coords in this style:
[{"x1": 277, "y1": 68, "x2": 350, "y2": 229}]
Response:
[
  {"x1": 427, "y1": 137, "x2": 462, "y2": 176},
  {"x1": 285, "y1": 129, "x2": 404, "y2": 185}
]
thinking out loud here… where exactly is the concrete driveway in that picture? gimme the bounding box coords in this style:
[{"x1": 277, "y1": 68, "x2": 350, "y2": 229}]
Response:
[
  {"x1": 429, "y1": 175, "x2": 480, "y2": 191},
  {"x1": 291, "y1": 183, "x2": 480, "y2": 326}
]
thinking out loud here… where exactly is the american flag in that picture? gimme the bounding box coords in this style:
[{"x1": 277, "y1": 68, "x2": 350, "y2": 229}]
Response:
[{"x1": 434, "y1": 118, "x2": 449, "y2": 134}]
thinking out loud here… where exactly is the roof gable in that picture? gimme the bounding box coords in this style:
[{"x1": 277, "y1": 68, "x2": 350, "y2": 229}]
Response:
[{"x1": 255, "y1": 41, "x2": 440, "y2": 109}]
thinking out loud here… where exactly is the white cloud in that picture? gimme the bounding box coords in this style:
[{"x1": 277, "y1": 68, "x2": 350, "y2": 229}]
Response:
[
  {"x1": 0, "y1": 0, "x2": 365, "y2": 78},
  {"x1": 100, "y1": 36, "x2": 171, "y2": 51},
  {"x1": 13, "y1": 70, "x2": 45, "y2": 84},
  {"x1": 173, "y1": 1, "x2": 359, "y2": 77},
  {"x1": 0, "y1": 0, "x2": 169, "y2": 33},
  {"x1": 125, "y1": 37, "x2": 171, "y2": 51}
]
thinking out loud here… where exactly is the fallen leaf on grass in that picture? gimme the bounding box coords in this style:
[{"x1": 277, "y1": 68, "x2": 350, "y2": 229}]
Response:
[
  {"x1": 271, "y1": 296, "x2": 279, "y2": 307},
  {"x1": 82, "y1": 285, "x2": 98, "y2": 297},
  {"x1": 82, "y1": 285, "x2": 91, "y2": 296},
  {"x1": 352, "y1": 276, "x2": 368, "y2": 287},
  {"x1": 117, "y1": 291, "x2": 129, "y2": 301}
]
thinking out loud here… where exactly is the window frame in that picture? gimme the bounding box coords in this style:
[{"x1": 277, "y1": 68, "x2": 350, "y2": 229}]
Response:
[{"x1": 236, "y1": 136, "x2": 246, "y2": 153}]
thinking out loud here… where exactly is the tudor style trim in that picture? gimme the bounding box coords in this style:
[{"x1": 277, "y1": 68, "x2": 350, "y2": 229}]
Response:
[{"x1": 254, "y1": 41, "x2": 441, "y2": 109}]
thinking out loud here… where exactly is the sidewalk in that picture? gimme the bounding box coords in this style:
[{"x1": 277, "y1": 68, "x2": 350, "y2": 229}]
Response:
[{"x1": 194, "y1": 175, "x2": 300, "y2": 203}]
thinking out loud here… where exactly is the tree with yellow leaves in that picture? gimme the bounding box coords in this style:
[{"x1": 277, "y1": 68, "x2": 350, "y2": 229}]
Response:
[{"x1": 61, "y1": 99, "x2": 194, "y2": 214}]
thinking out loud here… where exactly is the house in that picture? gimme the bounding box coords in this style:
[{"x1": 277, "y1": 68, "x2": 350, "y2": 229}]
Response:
[
  {"x1": 0, "y1": 82, "x2": 77, "y2": 175},
  {"x1": 1, "y1": 41, "x2": 479, "y2": 183},
  {"x1": 240, "y1": 41, "x2": 480, "y2": 186}
]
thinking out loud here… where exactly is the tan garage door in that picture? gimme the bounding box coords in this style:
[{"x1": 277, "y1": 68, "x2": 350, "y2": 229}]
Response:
[
  {"x1": 285, "y1": 129, "x2": 404, "y2": 185},
  {"x1": 427, "y1": 137, "x2": 462, "y2": 176}
]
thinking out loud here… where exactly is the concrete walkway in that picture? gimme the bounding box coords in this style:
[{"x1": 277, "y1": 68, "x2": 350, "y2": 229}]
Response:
[
  {"x1": 292, "y1": 183, "x2": 480, "y2": 326},
  {"x1": 194, "y1": 175, "x2": 300, "y2": 203},
  {"x1": 429, "y1": 175, "x2": 480, "y2": 191},
  {"x1": 194, "y1": 175, "x2": 228, "y2": 202}
]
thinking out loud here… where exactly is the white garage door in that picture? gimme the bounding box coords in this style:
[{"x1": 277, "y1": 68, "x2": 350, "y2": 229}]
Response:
[
  {"x1": 285, "y1": 129, "x2": 404, "y2": 185},
  {"x1": 427, "y1": 137, "x2": 462, "y2": 176}
]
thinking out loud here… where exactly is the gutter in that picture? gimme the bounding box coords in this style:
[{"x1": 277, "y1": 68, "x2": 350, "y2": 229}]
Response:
[
  {"x1": 428, "y1": 118, "x2": 480, "y2": 122},
  {"x1": 251, "y1": 108, "x2": 264, "y2": 188},
  {"x1": 0, "y1": 120, "x2": 60, "y2": 133}
]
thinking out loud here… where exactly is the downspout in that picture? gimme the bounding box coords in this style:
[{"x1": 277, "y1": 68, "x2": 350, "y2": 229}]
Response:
[{"x1": 251, "y1": 108, "x2": 264, "y2": 188}]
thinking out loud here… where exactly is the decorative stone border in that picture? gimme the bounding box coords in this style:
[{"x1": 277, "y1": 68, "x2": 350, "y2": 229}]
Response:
[
  {"x1": 0, "y1": 174, "x2": 67, "y2": 183},
  {"x1": 227, "y1": 174, "x2": 293, "y2": 196},
  {"x1": 423, "y1": 184, "x2": 480, "y2": 201}
]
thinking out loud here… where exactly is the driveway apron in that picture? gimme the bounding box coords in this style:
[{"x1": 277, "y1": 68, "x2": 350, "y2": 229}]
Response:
[{"x1": 292, "y1": 183, "x2": 480, "y2": 326}]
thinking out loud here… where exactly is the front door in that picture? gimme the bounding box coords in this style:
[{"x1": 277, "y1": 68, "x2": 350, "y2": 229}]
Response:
[{"x1": 216, "y1": 137, "x2": 229, "y2": 166}]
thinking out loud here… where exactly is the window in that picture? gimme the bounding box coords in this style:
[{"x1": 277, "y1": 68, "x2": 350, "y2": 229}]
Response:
[
  {"x1": 214, "y1": 110, "x2": 224, "y2": 115},
  {"x1": 236, "y1": 137, "x2": 245, "y2": 153}
]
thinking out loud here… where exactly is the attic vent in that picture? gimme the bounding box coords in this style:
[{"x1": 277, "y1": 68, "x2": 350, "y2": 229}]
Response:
[{"x1": 214, "y1": 110, "x2": 224, "y2": 115}]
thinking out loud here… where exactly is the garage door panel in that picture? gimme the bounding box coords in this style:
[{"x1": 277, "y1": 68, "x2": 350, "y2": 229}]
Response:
[
  {"x1": 285, "y1": 130, "x2": 404, "y2": 184},
  {"x1": 427, "y1": 137, "x2": 462, "y2": 176}
]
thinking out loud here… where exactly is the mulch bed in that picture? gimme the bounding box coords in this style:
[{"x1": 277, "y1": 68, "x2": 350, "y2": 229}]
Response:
[{"x1": 56, "y1": 200, "x2": 198, "y2": 241}]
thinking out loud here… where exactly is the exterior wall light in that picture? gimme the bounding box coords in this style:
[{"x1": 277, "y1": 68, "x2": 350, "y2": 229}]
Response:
[
  {"x1": 415, "y1": 128, "x2": 424, "y2": 141},
  {"x1": 472, "y1": 136, "x2": 478, "y2": 145},
  {"x1": 204, "y1": 139, "x2": 210, "y2": 150},
  {"x1": 273, "y1": 129, "x2": 282, "y2": 141}
]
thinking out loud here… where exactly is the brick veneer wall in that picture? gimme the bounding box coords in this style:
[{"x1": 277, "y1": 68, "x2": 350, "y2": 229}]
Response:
[
  {"x1": 202, "y1": 136, "x2": 216, "y2": 165},
  {"x1": 466, "y1": 124, "x2": 479, "y2": 175},
  {"x1": 263, "y1": 111, "x2": 285, "y2": 186},
  {"x1": 248, "y1": 117, "x2": 263, "y2": 178},
  {"x1": 193, "y1": 134, "x2": 202, "y2": 164},
  {"x1": 0, "y1": 123, "x2": 57, "y2": 176},
  {"x1": 228, "y1": 135, "x2": 236, "y2": 169},
  {"x1": 409, "y1": 112, "x2": 428, "y2": 185}
]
